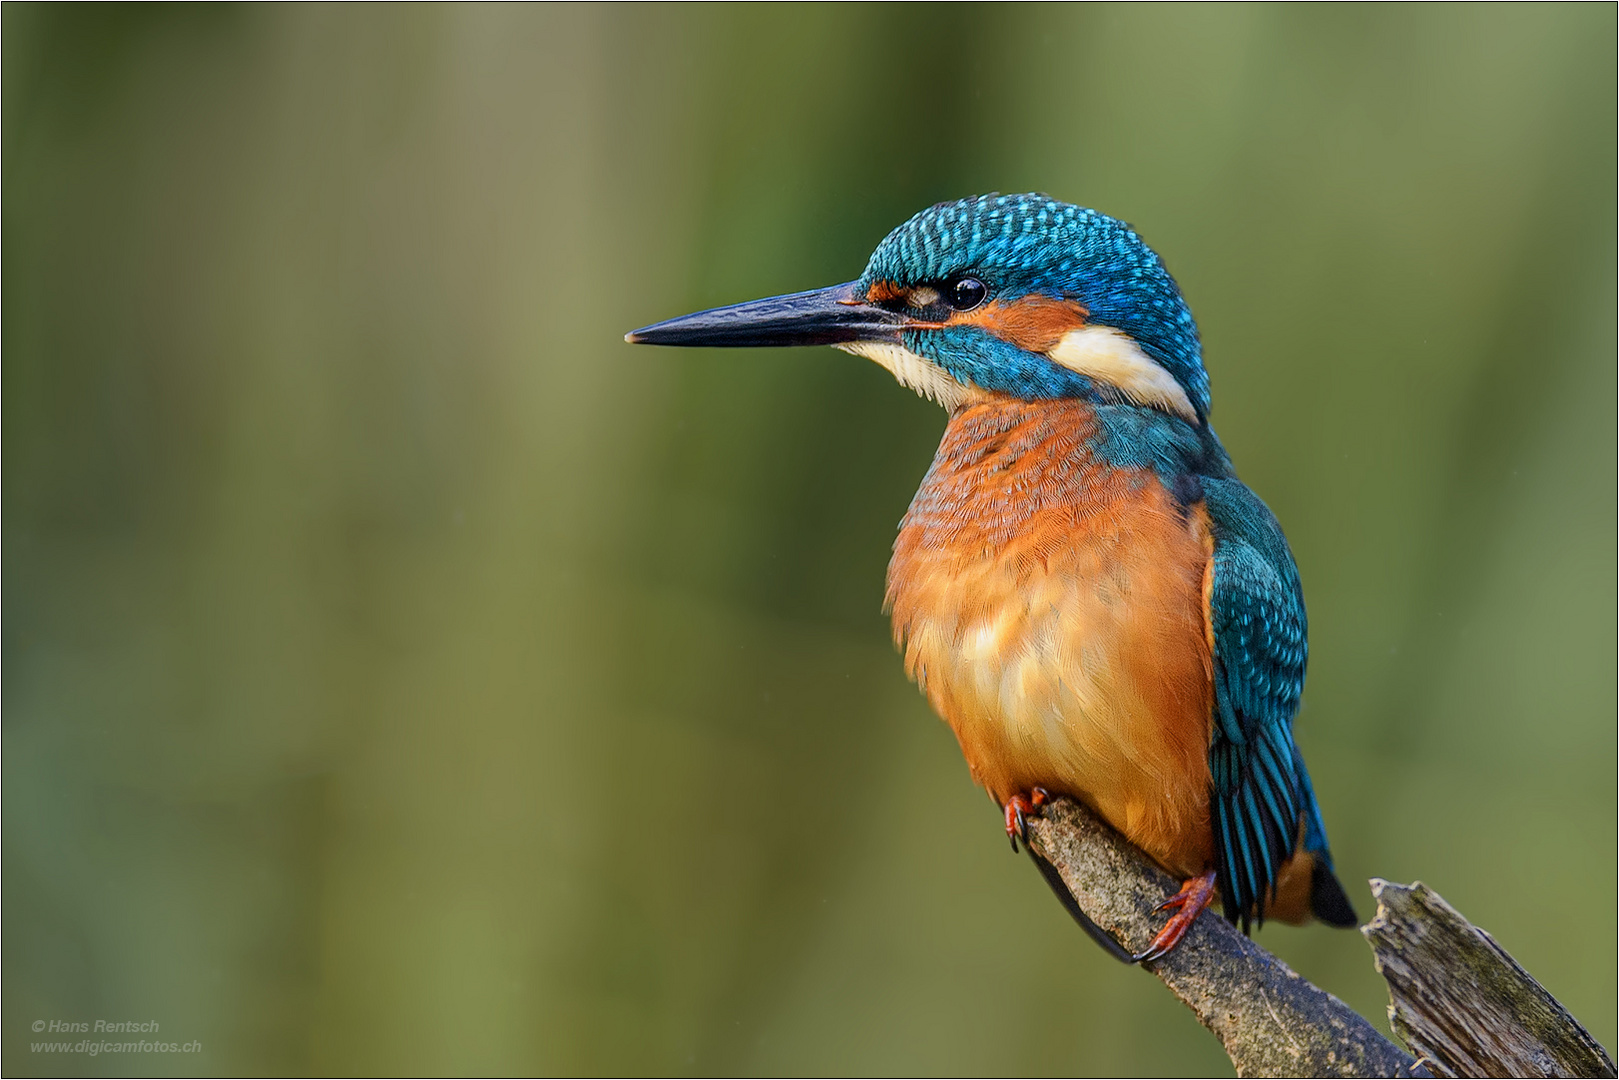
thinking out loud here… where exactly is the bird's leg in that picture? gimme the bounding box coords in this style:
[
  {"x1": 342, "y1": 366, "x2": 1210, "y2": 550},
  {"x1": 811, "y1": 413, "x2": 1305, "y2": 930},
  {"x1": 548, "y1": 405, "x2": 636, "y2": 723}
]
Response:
[
  {"x1": 1002, "y1": 787, "x2": 1050, "y2": 853},
  {"x1": 1134, "y1": 869, "x2": 1218, "y2": 963}
]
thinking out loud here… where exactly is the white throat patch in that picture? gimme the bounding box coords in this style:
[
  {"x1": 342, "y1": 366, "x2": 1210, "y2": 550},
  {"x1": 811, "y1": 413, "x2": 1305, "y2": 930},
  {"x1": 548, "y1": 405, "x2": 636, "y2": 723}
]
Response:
[
  {"x1": 836, "y1": 341, "x2": 979, "y2": 411},
  {"x1": 1047, "y1": 325, "x2": 1198, "y2": 422}
]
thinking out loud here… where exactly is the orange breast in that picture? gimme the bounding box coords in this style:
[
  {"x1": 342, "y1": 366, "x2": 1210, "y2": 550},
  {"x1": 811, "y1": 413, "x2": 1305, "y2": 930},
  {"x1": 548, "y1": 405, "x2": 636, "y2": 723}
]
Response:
[{"x1": 888, "y1": 396, "x2": 1216, "y2": 878}]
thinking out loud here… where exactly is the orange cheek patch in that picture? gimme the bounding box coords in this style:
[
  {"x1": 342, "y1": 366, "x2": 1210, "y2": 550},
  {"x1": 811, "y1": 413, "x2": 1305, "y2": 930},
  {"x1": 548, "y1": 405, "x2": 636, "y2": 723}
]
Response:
[
  {"x1": 948, "y1": 295, "x2": 1088, "y2": 352},
  {"x1": 864, "y1": 280, "x2": 905, "y2": 304}
]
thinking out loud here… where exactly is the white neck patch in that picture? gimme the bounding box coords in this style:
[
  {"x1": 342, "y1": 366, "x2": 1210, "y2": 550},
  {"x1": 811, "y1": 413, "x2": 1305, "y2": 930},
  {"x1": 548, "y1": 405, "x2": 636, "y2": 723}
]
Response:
[
  {"x1": 836, "y1": 341, "x2": 980, "y2": 411},
  {"x1": 1047, "y1": 325, "x2": 1198, "y2": 423}
]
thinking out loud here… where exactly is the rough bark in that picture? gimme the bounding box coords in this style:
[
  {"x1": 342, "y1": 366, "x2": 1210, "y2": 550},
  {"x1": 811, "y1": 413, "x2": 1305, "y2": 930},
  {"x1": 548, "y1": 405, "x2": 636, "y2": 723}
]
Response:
[
  {"x1": 1363, "y1": 879, "x2": 1616, "y2": 1079},
  {"x1": 1025, "y1": 797, "x2": 1426, "y2": 1077}
]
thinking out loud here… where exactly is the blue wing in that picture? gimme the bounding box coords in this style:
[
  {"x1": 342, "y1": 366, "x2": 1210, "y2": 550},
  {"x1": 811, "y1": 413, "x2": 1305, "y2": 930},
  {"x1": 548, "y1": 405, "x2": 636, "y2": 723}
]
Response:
[{"x1": 1201, "y1": 477, "x2": 1332, "y2": 930}]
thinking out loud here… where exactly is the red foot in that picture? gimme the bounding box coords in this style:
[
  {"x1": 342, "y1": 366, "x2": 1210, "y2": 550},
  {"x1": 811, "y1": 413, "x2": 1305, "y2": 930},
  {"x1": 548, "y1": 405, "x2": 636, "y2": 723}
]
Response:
[
  {"x1": 1134, "y1": 869, "x2": 1218, "y2": 963},
  {"x1": 1002, "y1": 787, "x2": 1050, "y2": 853}
]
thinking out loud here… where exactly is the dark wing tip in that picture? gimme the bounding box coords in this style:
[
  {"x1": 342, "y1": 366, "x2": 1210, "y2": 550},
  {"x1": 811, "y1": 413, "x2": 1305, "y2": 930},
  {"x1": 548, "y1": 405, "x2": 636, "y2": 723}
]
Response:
[{"x1": 1310, "y1": 860, "x2": 1360, "y2": 927}]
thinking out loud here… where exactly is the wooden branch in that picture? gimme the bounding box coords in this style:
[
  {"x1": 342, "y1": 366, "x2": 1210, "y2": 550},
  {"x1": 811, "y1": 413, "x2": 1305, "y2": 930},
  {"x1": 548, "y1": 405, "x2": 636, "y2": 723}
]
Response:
[
  {"x1": 1363, "y1": 879, "x2": 1616, "y2": 1079},
  {"x1": 1025, "y1": 797, "x2": 1427, "y2": 1078}
]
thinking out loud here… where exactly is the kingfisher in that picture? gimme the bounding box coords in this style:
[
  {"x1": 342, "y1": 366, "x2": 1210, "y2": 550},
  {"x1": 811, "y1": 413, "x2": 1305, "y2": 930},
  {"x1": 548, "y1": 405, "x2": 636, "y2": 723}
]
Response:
[{"x1": 627, "y1": 194, "x2": 1357, "y2": 962}]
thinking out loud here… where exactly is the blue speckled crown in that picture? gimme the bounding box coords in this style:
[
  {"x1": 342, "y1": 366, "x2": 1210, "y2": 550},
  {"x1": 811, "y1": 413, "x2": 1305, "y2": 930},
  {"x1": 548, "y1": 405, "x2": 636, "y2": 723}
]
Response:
[{"x1": 859, "y1": 194, "x2": 1210, "y2": 417}]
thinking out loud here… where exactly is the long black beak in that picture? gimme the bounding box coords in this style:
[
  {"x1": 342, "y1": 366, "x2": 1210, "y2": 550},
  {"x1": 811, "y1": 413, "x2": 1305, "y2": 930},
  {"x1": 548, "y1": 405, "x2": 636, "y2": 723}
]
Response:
[{"x1": 625, "y1": 281, "x2": 904, "y2": 348}]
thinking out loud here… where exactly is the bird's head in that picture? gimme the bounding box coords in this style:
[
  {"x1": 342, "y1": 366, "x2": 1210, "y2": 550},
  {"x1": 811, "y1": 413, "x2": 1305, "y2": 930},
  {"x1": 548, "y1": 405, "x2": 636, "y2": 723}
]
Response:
[{"x1": 627, "y1": 194, "x2": 1208, "y2": 423}]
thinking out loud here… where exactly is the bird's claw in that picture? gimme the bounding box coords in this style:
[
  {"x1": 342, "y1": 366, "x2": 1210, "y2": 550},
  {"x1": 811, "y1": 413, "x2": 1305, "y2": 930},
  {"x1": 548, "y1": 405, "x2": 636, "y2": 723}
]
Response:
[
  {"x1": 1133, "y1": 941, "x2": 1171, "y2": 964},
  {"x1": 1133, "y1": 869, "x2": 1217, "y2": 964},
  {"x1": 1002, "y1": 787, "x2": 1051, "y2": 854}
]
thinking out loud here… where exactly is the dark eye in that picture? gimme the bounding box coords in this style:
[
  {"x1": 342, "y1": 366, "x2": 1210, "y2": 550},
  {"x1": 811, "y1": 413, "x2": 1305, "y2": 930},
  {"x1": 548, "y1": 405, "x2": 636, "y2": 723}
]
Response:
[{"x1": 948, "y1": 276, "x2": 987, "y2": 310}]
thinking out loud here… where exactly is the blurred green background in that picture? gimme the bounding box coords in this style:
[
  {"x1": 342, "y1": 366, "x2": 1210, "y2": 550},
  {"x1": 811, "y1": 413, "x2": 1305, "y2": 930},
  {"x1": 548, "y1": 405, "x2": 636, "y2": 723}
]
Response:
[{"x1": 4, "y1": 4, "x2": 1614, "y2": 1075}]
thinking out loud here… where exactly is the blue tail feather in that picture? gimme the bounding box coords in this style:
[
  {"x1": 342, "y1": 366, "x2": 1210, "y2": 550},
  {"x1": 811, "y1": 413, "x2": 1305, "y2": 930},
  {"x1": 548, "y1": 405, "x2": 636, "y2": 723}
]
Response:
[{"x1": 1292, "y1": 746, "x2": 1358, "y2": 926}]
